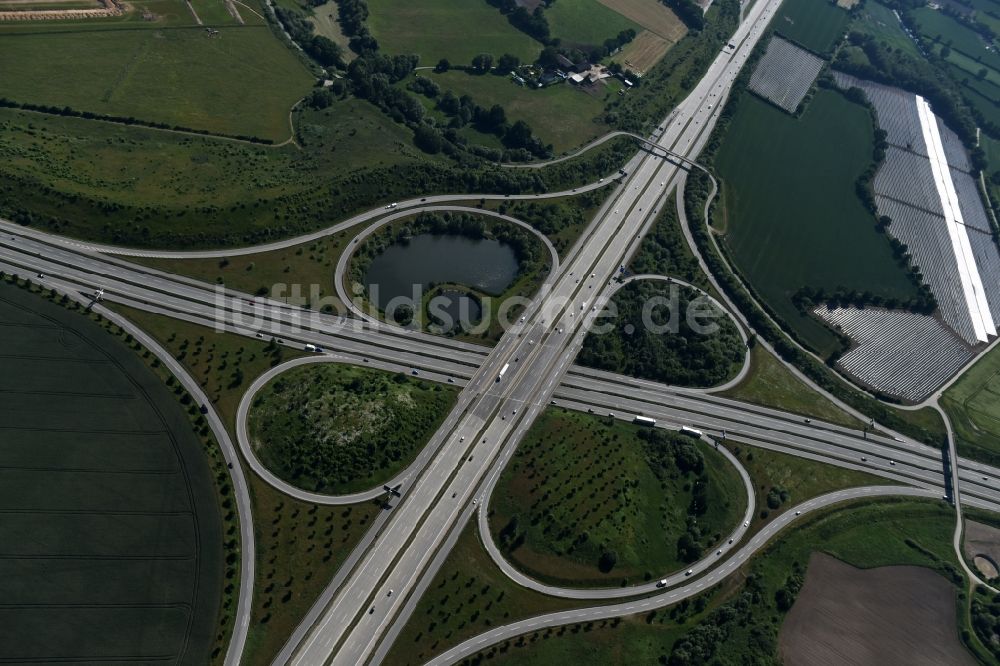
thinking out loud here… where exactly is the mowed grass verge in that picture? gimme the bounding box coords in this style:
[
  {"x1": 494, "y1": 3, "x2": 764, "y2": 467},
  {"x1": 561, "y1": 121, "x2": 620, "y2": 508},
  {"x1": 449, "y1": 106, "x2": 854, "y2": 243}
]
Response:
[
  {"x1": 366, "y1": 0, "x2": 541, "y2": 64},
  {"x1": 0, "y1": 282, "x2": 223, "y2": 665},
  {"x1": 721, "y1": 344, "x2": 865, "y2": 428},
  {"x1": 715, "y1": 89, "x2": 919, "y2": 356},
  {"x1": 110, "y1": 306, "x2": 380, "y2": 666},
  {"x1": 943, "y1": 343, "x2": 1000, "y2": 467},
  {"x1": 489, "y1": 409, "x2": 746, "y2": 586},
  {"x1": 0, "y1": 23, "x2": 311, "y2": 140}
]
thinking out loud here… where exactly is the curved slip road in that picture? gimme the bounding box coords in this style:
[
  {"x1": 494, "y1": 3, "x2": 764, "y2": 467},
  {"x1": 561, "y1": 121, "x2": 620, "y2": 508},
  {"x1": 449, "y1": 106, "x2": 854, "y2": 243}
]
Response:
[
  {"x1": 475, "y1": 432, "x2": 755, "y2": 600},
  {"x1": 334, "y1": 205, "x2": 560, "y2": 326},
  {"x1": 423, "y1": 486, "x2": 942, "y2": 666}
]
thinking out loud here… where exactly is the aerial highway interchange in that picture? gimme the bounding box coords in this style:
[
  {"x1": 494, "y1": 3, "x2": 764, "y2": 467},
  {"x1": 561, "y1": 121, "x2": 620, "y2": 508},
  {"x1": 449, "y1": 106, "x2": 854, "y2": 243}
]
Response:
[{"x1": 3, "y1": 0, "x2": 1000, "y2": 663}]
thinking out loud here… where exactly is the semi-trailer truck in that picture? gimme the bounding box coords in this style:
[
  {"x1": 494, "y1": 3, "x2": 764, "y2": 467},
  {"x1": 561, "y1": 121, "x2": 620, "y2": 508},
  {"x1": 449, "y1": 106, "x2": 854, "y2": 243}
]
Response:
[{"x1": 497, "y1": 363, "x2": 510, "y2": 382}]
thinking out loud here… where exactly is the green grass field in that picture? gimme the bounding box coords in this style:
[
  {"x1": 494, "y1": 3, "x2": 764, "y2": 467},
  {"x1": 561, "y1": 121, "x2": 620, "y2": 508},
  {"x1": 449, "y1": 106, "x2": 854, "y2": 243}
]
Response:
[
  {"x1": 722, "y1": 345, "x2": 864, "y2": 428},
  {"x1": 774, "y1": 0, "x2": 849, "y2": 54},
  {"x1": 421, "y1": 70, "x2": 612, "y2": 154},
  {"x1": 726, "y1": 441, "x2": 889, "y2": 534},
  {"x1": 249, "y1": 363, "x2": 456, "y2": 494},
  {"x1": 942, "y1": 343, "x2": 1000, "y2": 467},
  {"x1": 0, "y1": 282, "x2": 222, "y2": 665},
  {"x1": 461, "y1": 499, "x2": 964, "y2": 664},
  {"x1": 715, "y1": 89, "x2": 920, "y2": 356},
  {"x1": 912, "y1": 7, "x2": 1000, "y2": 72},
  {"x1": 366, "y1": 0, "x2": 541, "y2": 64},
  {"x1": 0, "y1": 22, "x2": 311, "y2": 140},
  {"x1": 850, "y1": 0, "x2": 920, "y2": 56},
  {"x1": 579, "y1": 280, "x2": 746, "y2": 388},
  {"x1": 546, "y1": 0, "x2": 640, "y2": 49},
  {"x1": 489, "y1": 409, "x2": 746, "y2": 586}
]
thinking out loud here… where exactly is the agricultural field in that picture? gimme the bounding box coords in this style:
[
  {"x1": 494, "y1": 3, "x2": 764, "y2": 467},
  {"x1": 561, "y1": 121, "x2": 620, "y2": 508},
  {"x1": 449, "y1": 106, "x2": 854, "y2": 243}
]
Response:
[
  {"x1": 714, "y1": 89, "x2": 920, "y2": 356},
  {"x1": 942, "y1": 342, "x2": 1000, "y2": 467},
  {"x1": 598, "y1": 0, "x2": 684, "y2": 44},
  {"x1": 0, "y1": 18, "x2": 311, "y2": 141},
  {"x1": 618, "y1": 29, "x2": 673, "y2": 72},
  {"x1": 774, "y1": 0, "x2": 849, "y2": 55},
  {"x1": 248, "y1": 363, "x2": 457, "y2": 494},
  {"x1": 421, "y1": 70, "x2": 612, "y2": 154},
  {"x1": 721, "y1": 345, "x2": 865, "y2": 429},
  {"x1": 458, "y1": 500, "x2": 968, "y2": 665},
  {"x1": 546, "y1": 0, "x2": 640, "y2": 50},
  {"x1": 0, "y1": 283, "x2": 222, "y2": 665},
  {"x1": 779, "y1": 552, "x2": 976, "y2": 665},
  {"x1": 366, "y1": 0, "x2": 541, "y2": 64},
  {"x1": 489, "y1": 409, "x2": 746, "y2": 586},
  {"x1": 578, "y1": 280, "x2": 746, "y2": 388}
]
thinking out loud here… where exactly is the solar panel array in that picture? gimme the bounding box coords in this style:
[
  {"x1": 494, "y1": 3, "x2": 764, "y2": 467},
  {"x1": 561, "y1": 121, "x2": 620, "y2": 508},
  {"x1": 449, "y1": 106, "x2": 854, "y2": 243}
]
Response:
[
  {"x1": 819, "y1": 75, "x2": 1000, "y2": 399},
  {"x1": 748, "y1": 37, "x2": 825, "y2": 113},
  {"x1": 814, "y1": 306, "x2": 974, "y2": 401}
]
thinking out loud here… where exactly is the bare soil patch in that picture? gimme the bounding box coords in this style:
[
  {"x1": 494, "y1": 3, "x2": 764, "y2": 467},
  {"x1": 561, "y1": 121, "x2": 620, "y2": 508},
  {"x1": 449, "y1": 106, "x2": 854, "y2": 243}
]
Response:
[
  {"x1": 779, "y1": 552, "x2": 975, "y2": 666},
  {"x1": 963, "y1": 519, "x2": 1000, "y2": 579},
  {"x1": 597, "y1": 0, "x2": 685, "y2": 41},
  {"x1": 619, "y1": 29, "x2": 671, "y2": 72}
]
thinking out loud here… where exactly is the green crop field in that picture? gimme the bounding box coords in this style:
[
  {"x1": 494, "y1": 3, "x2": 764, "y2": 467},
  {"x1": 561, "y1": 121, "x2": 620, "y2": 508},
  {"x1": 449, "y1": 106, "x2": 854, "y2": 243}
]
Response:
[
  {"x1": 546, "y1": 0, "x2": 640, "y2": 49},
  {"x1": 366, "y1": 0, "x2": 541, "y2": 65},
  {"x1": 578, "y1": 280, "x2": 746, "y2": 388},
  {"x1": 461, "y1": 500, "x2": 963, "y2": 665},
  {"x1": 0, "y1": 282, "x2": 222, "y2": 664},
  {"x1": 942, "y1": 344, "x2": 1000, "y2": 467},
  {"x1": 249, "y1": 363, "x2": 456, "y2": 494},
  {"x1": 715, "y1": 89, "x2": 920, "y2": 356},
  {"x1": 421, "y1": 70, "x2": 612, "y2": 154},
  {"x1": 774, "y1": 0, "x2": 849, "y2": 54},
  {"x1": 489, "y1": 409, "x2": 746, "y2": 586},
  {"x1": 0, "y1": 22, "x2": 311, "y2": 140}
]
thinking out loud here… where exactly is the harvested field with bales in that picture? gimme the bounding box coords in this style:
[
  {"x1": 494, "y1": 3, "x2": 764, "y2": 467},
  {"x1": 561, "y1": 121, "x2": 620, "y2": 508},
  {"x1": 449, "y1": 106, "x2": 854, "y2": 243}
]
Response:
[{"x1": 779, "y1": 552, "x2": 975, "y2": 665}]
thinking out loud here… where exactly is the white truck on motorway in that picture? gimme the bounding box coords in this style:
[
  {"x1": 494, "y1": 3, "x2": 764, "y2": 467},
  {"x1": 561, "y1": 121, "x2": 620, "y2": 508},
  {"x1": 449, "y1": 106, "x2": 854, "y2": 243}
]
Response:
[
  {"x1": 496, "y1": 363, "x2": 510, "y2": 382},
  {"x1": 680, "y1": 426, "x2": 703, "y2": 438},
  {"x1": 304, "y1": 343, "x2": 318, "y2": 352},
  {"x1": 634, "y1": 415, "x2": 656, "y2": 427}
]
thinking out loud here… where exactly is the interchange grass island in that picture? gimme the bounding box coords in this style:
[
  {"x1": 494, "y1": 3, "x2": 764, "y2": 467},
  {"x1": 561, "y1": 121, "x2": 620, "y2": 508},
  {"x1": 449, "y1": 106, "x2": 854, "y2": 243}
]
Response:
[
  {"x1": 578, "y1": 279, "x2": 746, "y2": 389},
  {"x1": 488, "y1": 408, "x2": 747, "y2": 587}
]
